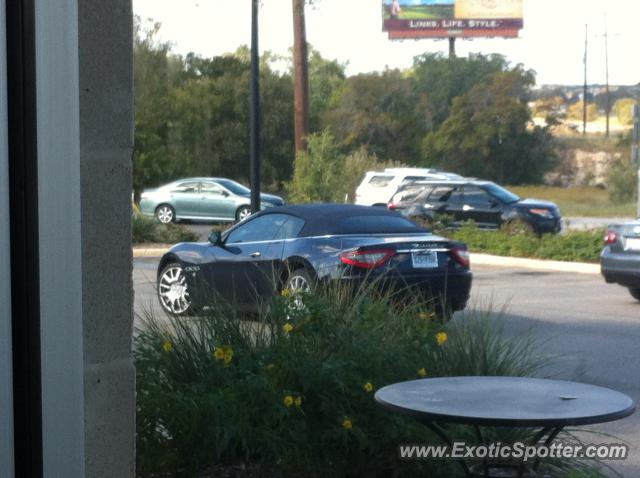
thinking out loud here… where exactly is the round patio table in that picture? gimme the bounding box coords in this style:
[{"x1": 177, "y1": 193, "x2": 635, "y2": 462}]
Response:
[{"x1": 375, "y1": 376, "x2": 635, "y2": 478}]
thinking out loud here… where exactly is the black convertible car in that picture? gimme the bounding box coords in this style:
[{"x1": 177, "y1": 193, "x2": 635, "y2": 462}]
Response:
[{"x1": 156, "y1": 204, "x2": 472, "y2": 316}]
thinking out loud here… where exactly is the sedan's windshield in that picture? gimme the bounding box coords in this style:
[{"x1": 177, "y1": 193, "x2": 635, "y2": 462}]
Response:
[
  {"x1": 483, "y1": 183, "x2": 520, "y2": 204},
  {"x1": 216, "y1": 179, "x2": 251, "y2": 195}
]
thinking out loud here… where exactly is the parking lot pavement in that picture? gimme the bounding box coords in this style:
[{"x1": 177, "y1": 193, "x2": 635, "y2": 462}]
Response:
[{"x1": 133, "y1": 259, "x2": 639, "y2": 476}]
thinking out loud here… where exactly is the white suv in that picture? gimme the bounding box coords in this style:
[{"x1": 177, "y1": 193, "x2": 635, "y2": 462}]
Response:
[{"x1": 354, "y1": 168, "x2": 463, "y2": 206}]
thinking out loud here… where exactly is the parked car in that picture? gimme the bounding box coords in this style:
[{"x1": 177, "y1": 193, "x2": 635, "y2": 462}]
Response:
[
  {"x1": 156, "y1": 204, "x2": 472, "y2": 317},
  {"x1": 601, "y1": 220, "x2": 640, "y2": 302},
  {"x1": 388, "y1": 180, "x2": 562, "y2": 234},
  {"x1": 354, "y1": 168, "x2": 463, "y2": 207},
  {"x1": 139, "y1": 178, "x2": 284, "y2": 223}
]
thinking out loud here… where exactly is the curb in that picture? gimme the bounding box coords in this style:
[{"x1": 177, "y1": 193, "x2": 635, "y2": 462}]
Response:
[
  {"x1": 133, "y1": 247, "x2": 169, "y2": 258},
  {"x1": 471, "y1": 253, "x2": 600, "y2": 275},
  {"x1": 133, "y1": 246, "x2": 601, "y2": 275}
]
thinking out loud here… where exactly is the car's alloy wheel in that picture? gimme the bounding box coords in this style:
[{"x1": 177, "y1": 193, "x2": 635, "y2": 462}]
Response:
[
  {"x1": 286, "y1": 270, "x2": 312, "y2": 293},
  {"x1": 629, "y1": 288, "x2": 640, "y2": 302},
  {"x1": 156, "y1": 204, "x2": 175, "y2": 224},
  {"x1": 236, "y1": 206, "x2": 252, "y2": 222},
  {"x1": 158, "y1": 263, "x2": 191, "y2": 315}
]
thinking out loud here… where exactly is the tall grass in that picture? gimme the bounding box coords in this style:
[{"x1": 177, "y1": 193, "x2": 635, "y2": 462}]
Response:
[{"x1": 135, "y1": 283, "x2": 603, "y2": 477}]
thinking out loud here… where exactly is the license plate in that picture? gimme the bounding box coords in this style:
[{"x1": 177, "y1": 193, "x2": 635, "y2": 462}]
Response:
[
  {"x1": 412, "y1": 251, "x2": 439, "y2": 268},
  {"x1": 624, "y1": 237, "x2": 640, "y2": 251}
]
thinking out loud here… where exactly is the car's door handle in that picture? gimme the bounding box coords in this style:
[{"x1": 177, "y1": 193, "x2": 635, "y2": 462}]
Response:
[
  {"x1": 462, "y1": 205, "x2": 474, "y2": 211},
  {"x1": 250, "y1": 251, "x2": 261, "y2": 258}
]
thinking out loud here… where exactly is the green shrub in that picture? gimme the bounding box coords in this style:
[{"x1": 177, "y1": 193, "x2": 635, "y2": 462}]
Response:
[
  {"x1": 607, "y1": 156, "x2": 638, "y2": 204},
  {"x1": 135, "y1": 284, "x2": 562, "y2": 478},
  {"x1": 132, "y1": 213, "x2": 199, "y2": 244},
  {"x1": 438, "y1": 222, "x2": 604, "y2": 263}
]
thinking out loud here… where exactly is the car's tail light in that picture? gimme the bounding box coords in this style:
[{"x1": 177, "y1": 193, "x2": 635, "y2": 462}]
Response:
[
  {"x1": 340, "y1": 248, "x2": 396, "y2": 269},
  {"x1": 387, "y1": 201, "x2": 397, "y2": 210},
  {"x1": 604, "y1": 230, "x2": 618, "y2": 245},
  {"x1": 529, "y1": 208, "x2": 554, "y2": 218},
  {"x1": 450, "y1": 246, "x2": 470, "y2": 267}
]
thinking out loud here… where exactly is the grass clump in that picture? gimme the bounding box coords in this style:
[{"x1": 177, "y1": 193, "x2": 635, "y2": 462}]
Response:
[
  {"x1": 134, "y1": 282, "x2": 602, "y2": 477},
  {"x1": 132, "y1": 213, "x2": 199, "y2": 244}
]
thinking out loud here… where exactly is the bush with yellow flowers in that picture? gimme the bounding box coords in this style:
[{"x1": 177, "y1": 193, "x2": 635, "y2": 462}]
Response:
[{"x1": 135, "y1": 282, "x2": 549, "y2": 478}]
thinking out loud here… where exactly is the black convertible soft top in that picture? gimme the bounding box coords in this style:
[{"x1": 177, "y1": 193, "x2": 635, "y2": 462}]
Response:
[{"x1": 259, "y1": 204, "x2": 426, "y2": 237}]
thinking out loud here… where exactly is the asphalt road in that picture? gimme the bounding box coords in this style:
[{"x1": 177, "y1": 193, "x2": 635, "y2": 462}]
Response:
[{"x1": 133, "y1": 260, "x2": 639, "y2": 476}]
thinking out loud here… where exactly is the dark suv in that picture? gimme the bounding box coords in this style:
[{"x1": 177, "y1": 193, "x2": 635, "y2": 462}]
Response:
[{"x1": 388, "y1": 180, "x2": 562, "y2": 234}]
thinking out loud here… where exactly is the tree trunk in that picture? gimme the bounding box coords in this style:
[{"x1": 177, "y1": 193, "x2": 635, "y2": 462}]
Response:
[{"x1": 292, "y1": 0, "x2": 310, "y2": 153}]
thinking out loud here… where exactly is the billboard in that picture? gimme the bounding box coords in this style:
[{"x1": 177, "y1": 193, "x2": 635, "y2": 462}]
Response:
[{"x1": 383, "y1": 0, "x2": 523, "y2": 39}]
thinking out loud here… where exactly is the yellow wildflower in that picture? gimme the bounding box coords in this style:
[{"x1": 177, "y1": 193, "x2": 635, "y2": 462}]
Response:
[
  {"x1": 363, "y1": 382, "x2": 374, "y2": 393},
  {"x1": 417, "y1": 367, "x2": 427, "y2": 378},
  {"x1": 342, "y1": 418, "x2": 353, "y2": 430},
  {"x1": 436, "y1": 332, "x2": 448, "y2": 346},
  {"x1": 283, "y1": 323, "x2": 294, "y2": 334},
  {"x1": 223, "y1": 348, "x2": 234, "y2": 364},
  {"x1": 213, "y1": 348, "x2": 225, "y2": 361},
  {"x1": 294, "y1": 396, "x2": 303, "y2": 407},
  {"x1": 162, "y1": 340, "x2": 173, "y2": 353},
  {"x1": 283, "y1": 395, "x2": 294, "y2": 407},
  {"x1": 419, "y1": 311, "x2": 435, "y2": 320},
  {"x1": 281, "y1": 288, "x2": 291, "y2": 298}
]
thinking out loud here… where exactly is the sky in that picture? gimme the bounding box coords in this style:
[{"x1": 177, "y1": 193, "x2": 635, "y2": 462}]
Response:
[{"x1": 133, "y1": 0, "x2": 640, "y2": 87}]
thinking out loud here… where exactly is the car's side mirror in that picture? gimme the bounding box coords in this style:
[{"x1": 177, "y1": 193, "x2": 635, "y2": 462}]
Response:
[
  {"x1": 489, "y1": 199, "x2": 500, "y2": 208},
  {"x1": 208, "y1": 231, "x2": 223, "y2": 245},
  {"x1": 221, "y1": 190, "x2": 229, "y2": 197}
]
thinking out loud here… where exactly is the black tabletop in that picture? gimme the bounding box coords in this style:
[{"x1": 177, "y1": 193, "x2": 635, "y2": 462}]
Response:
[{"x1": 375, "y1": 376, "x2": 636, "y2": 427}]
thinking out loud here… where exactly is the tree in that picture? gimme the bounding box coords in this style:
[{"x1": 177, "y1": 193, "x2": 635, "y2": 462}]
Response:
[
  {"x1": 613, "y1": 98, "x2": 637, "y2": 126},
  {"x1": 567, "y1": 101, "x2": 598, "y2": 122},
  {"x1": 322, "y1": 69, "x2": 427, "y2": 164},
  {"x1": 422, "y1": 69, "x2": 556, "y2": 184},
  {"x1": 412, "y1": 53, "x2": 510, "y2": 129},
  {"x1": 307, "y1": 47, "x2": 346, "y2": 132}
]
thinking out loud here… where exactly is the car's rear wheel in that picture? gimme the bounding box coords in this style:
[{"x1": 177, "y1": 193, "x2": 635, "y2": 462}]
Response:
[
  {"x1": 155, "y1": 204, "x2": 175, "y2": 224},
  {"x1": 629, "y1": 288, "x2": 640, "y2": 302},
  {"x1": 284, "y1": 269, "x2": 313, "y2": 293},
  {"x1": 236, "y1": 205, "x2": 252, "y2": 222},
  {"x1": 158, "y1": 262, "x2": 192, "y2": 315}
]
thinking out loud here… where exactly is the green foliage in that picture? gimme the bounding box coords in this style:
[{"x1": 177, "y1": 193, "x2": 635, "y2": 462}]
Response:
[
  {"x1": 135, "y1": 284, "x2": 552, "y2": 477},
  {"x1": 412, "y1": 53, "x2": 510, "y2": 128},
  {"x1": 132, "y1": 214, "x2": 198, "y2": 244},
  {"x1": 441, "y1": 223, "x2": 604, "y2": 263},
  {"x1": 613, "y1": 98, "x2": 637, "y2": 126},
  {"x1": 308, "y1": 47, "x2": 347, "y2": 132},
  {"x1": 287, "y1": 131, "x2": 397, "y2": 203},
  {"x1": 323, "y1": 69, "x2": 427, "y2": 163},
  {"x1": 607, "y1": 156, "x2": 638, "y2": 204},
  {"x1": 422, "y1": 70, "x2": 557, "y2": 184},
  {"x1": 286, "y1": 130, "x2": 345, "y2": 203}
]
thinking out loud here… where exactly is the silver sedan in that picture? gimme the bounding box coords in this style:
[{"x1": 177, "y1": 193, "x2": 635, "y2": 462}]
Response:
[{"x1": 601, "y1": 220, "x2": 640, "y2": 302}]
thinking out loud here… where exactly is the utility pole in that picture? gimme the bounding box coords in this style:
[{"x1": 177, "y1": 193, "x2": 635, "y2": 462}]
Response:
[
  {"x1": 292, "y1": 0, "x2": 310, "y2": 153},
  {"x1": 448, "y1": 37, "x2": 456, "y2": 59},
  {"x1": 604, "y1": 13, "x2": 610, "y2": 138},
  {"x1": 583, "y1": 24, "x2": 588, "y2": 135},
  {"x1": 250, "y1": 0, "x2": 261, "y2": 213}
]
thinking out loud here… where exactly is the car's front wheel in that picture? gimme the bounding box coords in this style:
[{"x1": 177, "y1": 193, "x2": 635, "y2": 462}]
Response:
[
  {"x1": 155, "y1": 204, "x2": 176, "y2": 224},
  {"x1": 629, "y1": 288, "x2": 640, "y2": 302},
  {"x1": 158, "y1": 262, "x2": 192, "y2": 315}
]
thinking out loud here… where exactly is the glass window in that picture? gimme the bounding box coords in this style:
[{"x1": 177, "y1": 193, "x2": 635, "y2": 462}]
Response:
[
  {"x1": 200, "y1": 182, "x2": 225, "y2": 195},
  {"x1": 482, "y1": 183, "x2": 520, "y2": 204},
  {"x1": 215, "y1": 179, "x2": 251, "y2": 195},
  {"x1": 448, "y1": 187, "x2": 465, "y2": 204},
  {"x1": 225, "y1": 214, "x2": 291, "y2": 244},
  {"x1": 275, "y1": 217, "x2": 305, "y2": 240},
  {"x1": 428, "y1": 185, "x2": 456, "y2": 202},
  {"x1": 463, "y1": 186, "x2": 493, "y2": 206},
  {"x1": 368, "y1": 175, "x2": 393, "y2": 187},
  {"x1": 170, "y1": 181, "x2": 199, "y2": 193}
]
